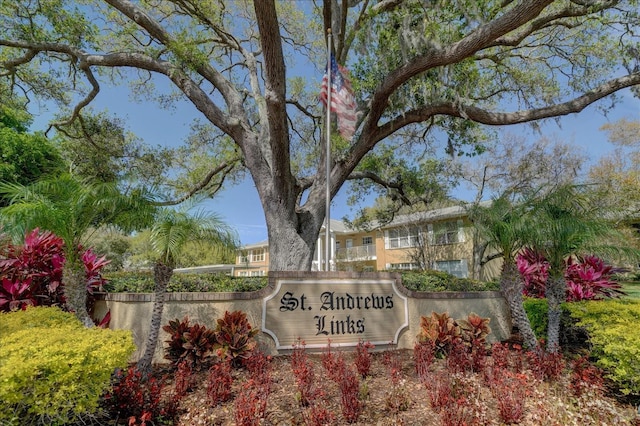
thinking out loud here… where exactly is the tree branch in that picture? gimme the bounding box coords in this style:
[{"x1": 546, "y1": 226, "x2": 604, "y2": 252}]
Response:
[
  {"x1": 490, "y1": 2, "x2": 613, "y2": 48},
  {"x1": 0, "y1": 38, "x2": 241, "y2": 138},
  {"x1": 286, "y1": 98, "x2": 320, "y2": 120},
  {"x1": 370, "y1": 0, "x2": 405, "y2": 14},
  {"x1": 155, "y1": 158, "x2": 241, "y2": 206},
  {"x1": 253, "y1": 0, "x2": 290, "y2": 167},
  {"x1": 0, "y1": 49, "x2": 37, "y2": 73},
  {"x1": 374, "y1": 72, "x2": 640, "y2": 141},
  {"x1": 346, "y1": 171, "x2": 411, "y2": 205},
  {"x1": 48, "y1": 65, "x2": 100, "y2": 133},
  {"x1": 343, "y1": 1, "x2": 555, "y2": 189},
  {"x1": 481, "y1": 252, "x2": 504, "y2": 267},
  {"x1": 101, "y1": 0, "x2": 246, "y2": 137},
  {"x1": 363, "y1": 0, "x2": 554, "y2": 135}
]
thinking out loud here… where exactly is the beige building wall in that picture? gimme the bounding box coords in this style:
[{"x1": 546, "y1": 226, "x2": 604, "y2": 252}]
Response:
[
  {"x1": 377, "y1": 216, "x2": 475, "y2": 278},
  {"x1": 334, "y1": 229, "x2": 378, "y2": 272},
  {"x1": 234, "y1": 241, "x2": 269, "y2": 277},
  {"x1": 232, "y1": 204, "x2": 501, "y2": 281}
]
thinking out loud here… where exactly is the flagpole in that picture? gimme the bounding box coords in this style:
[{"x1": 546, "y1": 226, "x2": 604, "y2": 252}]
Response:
[{"x1": 324, "y1": 29, "x2": 332, "y2": 272}]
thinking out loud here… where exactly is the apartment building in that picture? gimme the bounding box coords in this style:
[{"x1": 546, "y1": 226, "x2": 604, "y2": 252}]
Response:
[
  {"x1": 235, "y1": 240, "x2": 270, "y2": 277},
  {"x1": 234, "y1": 204, "x2": 497, "y2": 279}
]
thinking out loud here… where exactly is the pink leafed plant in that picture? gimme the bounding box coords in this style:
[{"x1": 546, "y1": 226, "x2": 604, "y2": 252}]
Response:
[
  {"x1": 354, "y1": 339, "x2": 374, "y2": 378},
  {"x1": 565, "y1": 255, "x2": 625, "y2": 301},
  {"x1": 517, "y1": 248, "x2": 624, "y2": 301},
  {"x1": 207, "y1": 360, "x2": 233, "y2": 406},
  {"x1": 517, "y1": 247, "x2": 549, "y2": 298},
  {"x1": 291, "y1": 339, "x2": 319, "y2": 406},
  {"x1": 0, "y1": 228, "x2": 110, "y2": 318}
]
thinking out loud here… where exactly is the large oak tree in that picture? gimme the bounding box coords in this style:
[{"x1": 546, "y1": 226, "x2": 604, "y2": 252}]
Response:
[{"x1": 1, "y1": 0, "x2": 638, "y2": 271}]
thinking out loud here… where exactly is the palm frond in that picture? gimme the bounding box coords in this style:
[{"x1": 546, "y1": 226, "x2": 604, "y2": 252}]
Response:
[
  {"x1": 526, "y1": 184, "x2": 640, "y2": 271},
  {"x1": 149, "y1": 205, "x2": 239, "y2": 268}
]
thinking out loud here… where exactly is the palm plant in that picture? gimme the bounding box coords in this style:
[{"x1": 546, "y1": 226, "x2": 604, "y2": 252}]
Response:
[
  {"x1": 526, "y1": 184, "x2": 638, "y2": 352},
  {"x1": 0, "y1": 173, "x2": 154, "y2": 326},
  {"x1": 136, "y1": 203, "x2": 238, "y2": 374},
  {"x1": 468, "y1": 196, "x2": 538, "y2": 350}
]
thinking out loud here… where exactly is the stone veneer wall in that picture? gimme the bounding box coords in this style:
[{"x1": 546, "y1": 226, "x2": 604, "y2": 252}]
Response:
[{"x1": 94, "y1": 271, "x2": 511, "y2": 363}]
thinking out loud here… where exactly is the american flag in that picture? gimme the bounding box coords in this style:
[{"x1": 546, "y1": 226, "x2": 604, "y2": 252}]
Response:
[{"x1": 320, "y1": 54, "x2": 357, "y2": 139}]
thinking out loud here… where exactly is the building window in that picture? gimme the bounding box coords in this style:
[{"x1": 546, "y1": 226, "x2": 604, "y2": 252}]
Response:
[
  {"x1": 238, "y1": 271, "x2": 249, "y2": 277},
  {"x1": 387, "y1": 227, "x2": 421, "y2": 249},
  {"x1": 389, "y1": 262, "x2": 419, "y2": 270},
  {"x1": 435, "y1": 260, "x2": 468, "y2": 278},
  {"x1": 434, "y1": 221, "x2": 461, "y2": 245},
  {"x1": 250, "y1": 248, "x2": 265, "y2": 262},
  {"x1": 250, "y1": 270, "x2": 265, "y2": 277},
  {"x1": 362, "y1": 236, "x2": 373, "y2": 245}
]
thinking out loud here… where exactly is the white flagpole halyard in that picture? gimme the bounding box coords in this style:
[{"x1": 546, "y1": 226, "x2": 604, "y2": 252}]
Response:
[{"x1": 324, "y1": 29, "x2": 332, "y2": 272}]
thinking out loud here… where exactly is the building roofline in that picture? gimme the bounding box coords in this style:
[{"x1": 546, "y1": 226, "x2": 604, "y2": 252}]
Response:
[
  {"x1": 238, "y1": 202, "x2": 491, "y2": 249},
  {"x1": 239, "y1": 239, "x2": 269, "y2": 250},
  {"x1": 174, "y1": 264, "x2": 236, "y2": 274}
]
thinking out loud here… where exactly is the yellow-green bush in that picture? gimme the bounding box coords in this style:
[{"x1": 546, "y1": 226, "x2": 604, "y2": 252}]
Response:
[
  {"x1": 565, "y1": 300, "x2": 640, "y2": 397},
  {"x1": 523, "y1": 297, "x2": 549, "y2": 339},
  {"x1": 0, "y1": 307, "x2": 135, "y2": 425}
]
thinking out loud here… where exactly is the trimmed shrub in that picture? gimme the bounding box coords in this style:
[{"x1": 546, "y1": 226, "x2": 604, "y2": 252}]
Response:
[
  {"x1": 523, "y1": 297, "x2": 549, "y2": 340},
  {"x1": 104, "y1": 270, "x2": 267, "y2": 293},
  {"x1": 564, "y1": 300, "x2": 640, "y2": 398},
  {"x1": 0, "y1": 306, "x2": 135, "y2": 425},
  {"x1": 523, "y1": 298, "x2": 588, "y2": 351},
  {"x1": 104, "y1": 269, "x2": 499, "y2": 294},
  {"x1": 400, "y1": 270, "x2": 499, "y2": 292}
]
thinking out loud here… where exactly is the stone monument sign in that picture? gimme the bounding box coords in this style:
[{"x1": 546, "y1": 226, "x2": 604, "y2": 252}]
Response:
[{"x1": 263, "y1": 274, "x2": 408, "y2": 350}]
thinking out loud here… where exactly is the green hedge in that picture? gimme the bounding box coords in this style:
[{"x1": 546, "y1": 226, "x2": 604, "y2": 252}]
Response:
[
  {"x1": 104, "y1": 271, "x2": 268, "y2": 293},
  {"x1": 523, "y1": 297, "x2": 553, "y2": 340},
  {"x1": 104, "y1": 269, "x2": 498, "y2": 293},
  {"x1": 399, "y1": 270, "x2": 499, "y2": 292},
  {"x1": 0, "y1": 307, "x2": 135, "y2": 425}
]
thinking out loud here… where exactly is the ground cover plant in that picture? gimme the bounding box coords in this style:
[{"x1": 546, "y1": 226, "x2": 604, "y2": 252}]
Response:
[
  {"x1": 565, "y1": 300, "x2": 640, "y2": 398},
  {"x1": 523, "y1": 297, "x2": 640, "y2": 401}
]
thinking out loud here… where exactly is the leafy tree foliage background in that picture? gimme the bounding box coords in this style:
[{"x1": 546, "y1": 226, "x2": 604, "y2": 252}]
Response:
[{"x1": 1, "y1": 0, "x2": 638, "y2": 270}]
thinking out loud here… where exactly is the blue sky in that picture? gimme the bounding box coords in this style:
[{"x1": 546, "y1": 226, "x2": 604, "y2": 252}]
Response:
[{"x1": 29, "y1": 70, "x2": 639, "y2": 246}]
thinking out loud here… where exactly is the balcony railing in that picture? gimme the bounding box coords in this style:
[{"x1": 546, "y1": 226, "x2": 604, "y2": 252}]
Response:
[{"x1": 335, "y1": 244, "x2": 377, "y2": 262}]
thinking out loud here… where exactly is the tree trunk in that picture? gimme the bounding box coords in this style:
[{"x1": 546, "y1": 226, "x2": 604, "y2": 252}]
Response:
[
  {"x1": 471, "y1": 232, "x2": 486, "y2": 280},
  {"x1": 500, "y1": 261, "x2": 539, "y2": 351},
  {"x1": 62, "y1": 263, "x2": 94, "y2": 328},
  {"x1": 137, "y1": 262, "x2": 174, "y2": 375},
  {"x1": 257, "y1": 182, "x2": 324, "y2": 271},
  {"x1": 545, "y1": 274, "x2": 566, "y2": 353},
  {"x1": 266, "y1": 216, "x2": 319, "y2": 271}
]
